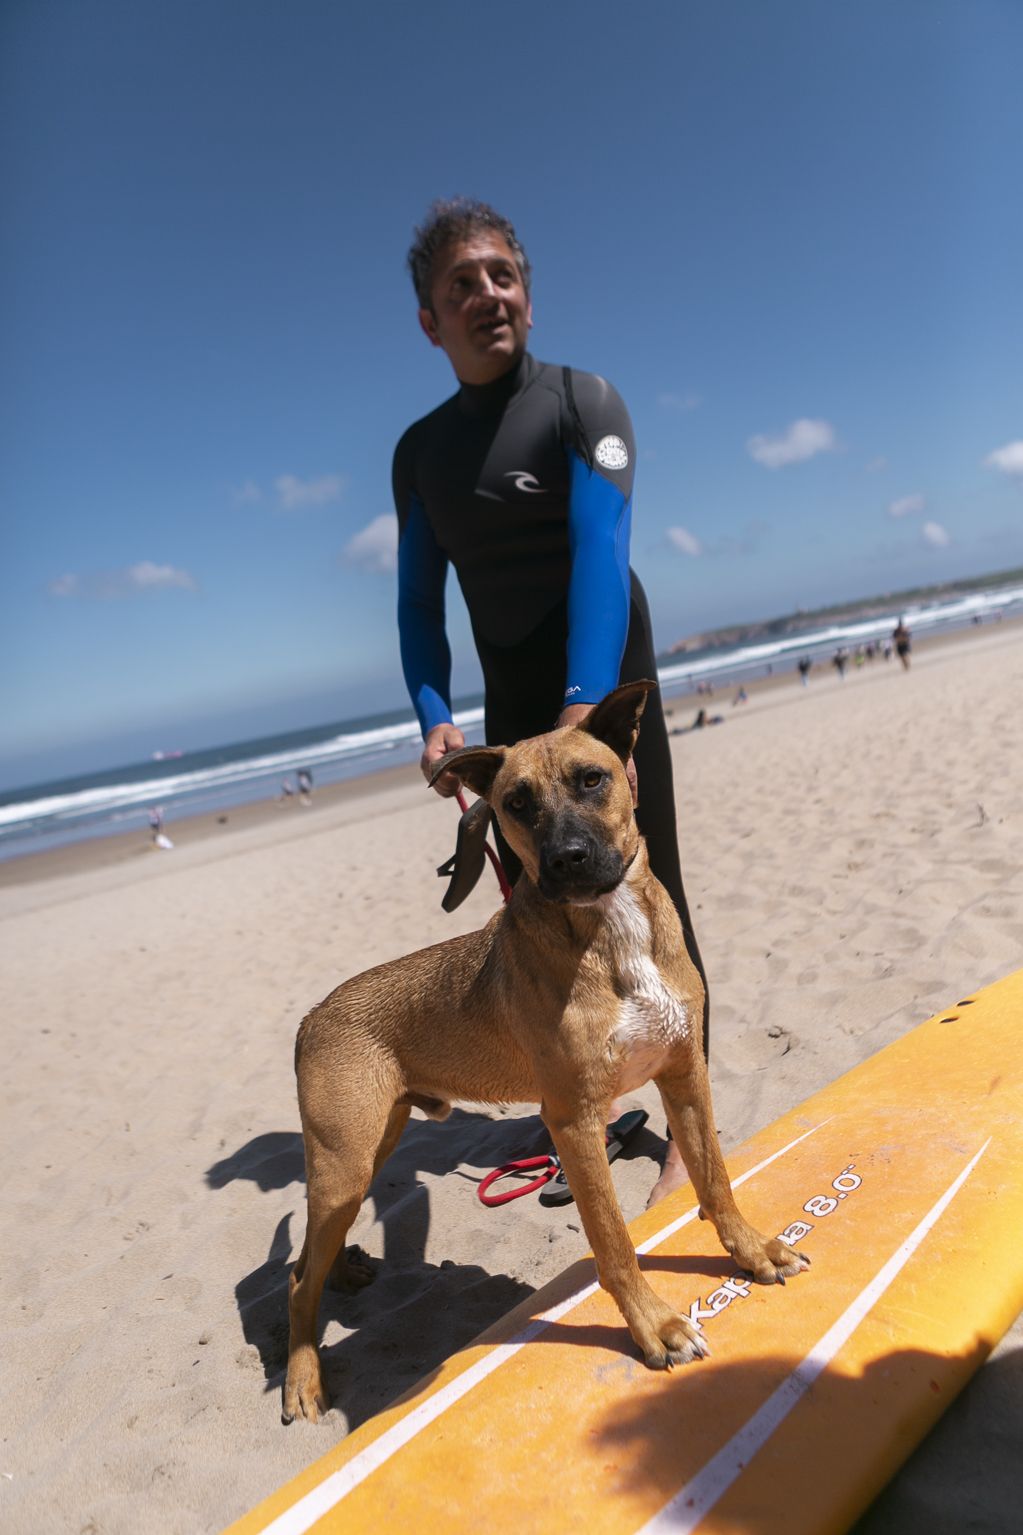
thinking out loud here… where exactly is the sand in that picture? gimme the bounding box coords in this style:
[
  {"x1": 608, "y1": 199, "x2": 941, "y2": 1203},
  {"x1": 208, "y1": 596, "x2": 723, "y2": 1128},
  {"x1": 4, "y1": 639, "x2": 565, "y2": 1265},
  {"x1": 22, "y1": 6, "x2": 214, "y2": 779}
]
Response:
[{"x1": 2, "y1": 623, "x2": 1021, "y2": 1534}]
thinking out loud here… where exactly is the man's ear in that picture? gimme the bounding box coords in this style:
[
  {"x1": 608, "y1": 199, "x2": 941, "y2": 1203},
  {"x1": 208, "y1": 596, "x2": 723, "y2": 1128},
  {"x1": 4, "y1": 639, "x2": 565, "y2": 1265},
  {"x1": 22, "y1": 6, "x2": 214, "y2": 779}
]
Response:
[
  {"x1": 429, "y1": 745, "x2": 506, "y2": 800},
  {"x1": 418, "y1": 307, "x2": 443, "y2": 348},
  {"x1": 580, "y1": 680, "x2": 655, "y2": 764}
]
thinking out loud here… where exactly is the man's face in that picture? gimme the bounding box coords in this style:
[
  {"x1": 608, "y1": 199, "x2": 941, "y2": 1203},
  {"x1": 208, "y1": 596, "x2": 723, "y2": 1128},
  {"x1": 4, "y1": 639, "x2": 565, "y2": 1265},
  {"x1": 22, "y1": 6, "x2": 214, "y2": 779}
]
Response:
[{"x1": 418, "y1": 234, "x2": 532, "y2": 385}]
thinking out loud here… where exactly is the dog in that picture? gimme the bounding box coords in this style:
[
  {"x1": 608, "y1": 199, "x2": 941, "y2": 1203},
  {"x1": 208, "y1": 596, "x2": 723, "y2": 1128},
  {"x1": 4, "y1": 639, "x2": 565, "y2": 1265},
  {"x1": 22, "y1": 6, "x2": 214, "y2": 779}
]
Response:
[{"x1": 283, "y1": 680, "x2": 808, "y2": 1423}]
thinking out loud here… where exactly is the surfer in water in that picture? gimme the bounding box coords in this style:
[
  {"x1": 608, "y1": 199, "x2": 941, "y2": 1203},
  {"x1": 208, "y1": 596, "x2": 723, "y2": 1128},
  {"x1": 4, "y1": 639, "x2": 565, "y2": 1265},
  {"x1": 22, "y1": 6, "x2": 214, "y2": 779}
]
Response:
[{"x1": 392, "y1": 198, "x2": 705, "y2": 1202}]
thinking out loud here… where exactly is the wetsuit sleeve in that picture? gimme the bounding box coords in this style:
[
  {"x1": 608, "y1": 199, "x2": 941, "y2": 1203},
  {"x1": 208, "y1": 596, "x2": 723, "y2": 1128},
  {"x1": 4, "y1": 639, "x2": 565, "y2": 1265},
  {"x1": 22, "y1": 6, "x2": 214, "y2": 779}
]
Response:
[
  {"x1": 562, "y1": 372, "x2": 635, "y2": 707},
  {"x1": 393, "y1": 434, "x2": 453, "y2": 736}
]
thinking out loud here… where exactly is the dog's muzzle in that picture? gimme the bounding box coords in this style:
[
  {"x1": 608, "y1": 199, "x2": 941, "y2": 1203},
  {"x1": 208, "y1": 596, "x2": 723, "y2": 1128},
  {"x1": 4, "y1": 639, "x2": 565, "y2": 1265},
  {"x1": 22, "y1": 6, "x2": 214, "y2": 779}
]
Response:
[{"x1": 538, "y1": 825, "x2": 625, "y2": 903}]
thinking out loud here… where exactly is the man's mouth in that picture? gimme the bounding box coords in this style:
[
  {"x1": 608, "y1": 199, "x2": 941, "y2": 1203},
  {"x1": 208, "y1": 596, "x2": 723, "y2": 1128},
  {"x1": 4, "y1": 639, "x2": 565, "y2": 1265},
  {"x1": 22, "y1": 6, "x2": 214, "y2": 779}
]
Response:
[{"x1": 476, "y1": 316, "x2": 509, "y2": 338}]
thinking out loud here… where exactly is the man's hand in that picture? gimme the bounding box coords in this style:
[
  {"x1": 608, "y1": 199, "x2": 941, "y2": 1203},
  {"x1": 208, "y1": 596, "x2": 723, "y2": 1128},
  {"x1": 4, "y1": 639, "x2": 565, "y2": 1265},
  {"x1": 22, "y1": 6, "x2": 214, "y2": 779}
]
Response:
[
  {"x1": 555, "y1": 703, "x2": 638, "y2": 806},
  {"x1": 421, "y1": 722, "x2": 466, "y2": 797}
]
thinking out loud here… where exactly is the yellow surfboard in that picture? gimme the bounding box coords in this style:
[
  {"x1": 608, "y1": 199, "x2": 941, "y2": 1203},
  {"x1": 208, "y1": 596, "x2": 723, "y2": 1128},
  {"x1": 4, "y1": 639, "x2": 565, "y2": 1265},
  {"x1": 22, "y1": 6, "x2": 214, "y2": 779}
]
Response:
[{"x1": 228, "y1": 970, "x2": 1023, "y2": 1535}]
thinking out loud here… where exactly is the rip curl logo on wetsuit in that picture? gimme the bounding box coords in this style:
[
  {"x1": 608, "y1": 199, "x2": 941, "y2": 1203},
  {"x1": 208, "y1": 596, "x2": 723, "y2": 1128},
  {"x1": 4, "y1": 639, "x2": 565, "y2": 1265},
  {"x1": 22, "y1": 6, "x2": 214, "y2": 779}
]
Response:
[
  {"x1": 504, "y1": 470, "x2": 546, "y2": 494},
  {"x1": 594, "y1": 435, "x2": 629, "y2": 471}
]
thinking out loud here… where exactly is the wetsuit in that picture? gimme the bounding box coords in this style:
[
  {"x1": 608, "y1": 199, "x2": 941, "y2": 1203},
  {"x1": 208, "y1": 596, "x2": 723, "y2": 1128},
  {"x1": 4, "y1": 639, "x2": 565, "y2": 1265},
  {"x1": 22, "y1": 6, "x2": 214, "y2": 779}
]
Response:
[{"x1": 393, "y1": 352, "x2": 708, "y2": 1046}]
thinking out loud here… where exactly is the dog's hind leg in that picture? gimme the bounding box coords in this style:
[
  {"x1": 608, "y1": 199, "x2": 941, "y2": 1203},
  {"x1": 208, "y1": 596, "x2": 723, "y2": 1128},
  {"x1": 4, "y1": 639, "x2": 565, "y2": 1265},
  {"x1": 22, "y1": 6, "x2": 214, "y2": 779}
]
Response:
[
  {"x1": 284, "y1": 1176, "x2": 366, "y2": 1423},
  {"x1": 326, "y1": 1101, "x2": 411, "y2": 1290},
  {"x1": 284, "y1": 1094, "x2": 401, "y2": 1424}
]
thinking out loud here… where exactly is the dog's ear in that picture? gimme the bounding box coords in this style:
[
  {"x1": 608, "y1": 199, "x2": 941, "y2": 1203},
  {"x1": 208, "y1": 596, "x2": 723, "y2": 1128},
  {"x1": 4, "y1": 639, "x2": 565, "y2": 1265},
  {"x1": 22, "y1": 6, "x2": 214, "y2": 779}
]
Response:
[
  {"x1": 580, "y1": 680, "x2": 655, "y2": 764},
  {"x1": 429, "y1": 745, "x2": 507, "y2": 801}
]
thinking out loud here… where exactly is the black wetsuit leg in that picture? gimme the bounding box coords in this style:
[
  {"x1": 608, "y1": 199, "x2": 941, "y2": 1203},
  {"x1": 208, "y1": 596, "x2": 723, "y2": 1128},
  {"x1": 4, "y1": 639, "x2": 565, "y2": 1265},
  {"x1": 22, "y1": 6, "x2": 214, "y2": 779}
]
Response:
[{"x1": 475, "y1": 577, "x2": 710, "y2": 1058}]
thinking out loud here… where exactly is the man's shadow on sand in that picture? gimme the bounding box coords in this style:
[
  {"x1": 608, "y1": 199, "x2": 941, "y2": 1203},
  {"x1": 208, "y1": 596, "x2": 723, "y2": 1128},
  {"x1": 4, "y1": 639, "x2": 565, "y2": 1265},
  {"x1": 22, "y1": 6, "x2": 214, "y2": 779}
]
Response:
[{"x1": 207, "y1": 1108, "x2": 660, "y2": 1429}]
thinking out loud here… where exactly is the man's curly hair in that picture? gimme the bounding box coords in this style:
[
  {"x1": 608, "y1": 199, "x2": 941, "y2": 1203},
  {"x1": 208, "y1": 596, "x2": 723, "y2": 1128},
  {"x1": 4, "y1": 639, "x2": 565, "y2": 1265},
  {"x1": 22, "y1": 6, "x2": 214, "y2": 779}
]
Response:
[{"x1": 407, "y1": 198, "x2": 532, "y2": 310}]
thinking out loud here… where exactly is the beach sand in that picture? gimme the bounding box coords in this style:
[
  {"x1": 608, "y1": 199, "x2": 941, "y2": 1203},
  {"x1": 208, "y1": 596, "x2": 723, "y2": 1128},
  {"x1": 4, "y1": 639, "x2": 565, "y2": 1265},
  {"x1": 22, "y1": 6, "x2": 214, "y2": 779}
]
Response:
[{"x1": 2, "y1": 623, "x2": 1020, "y2": 1533}]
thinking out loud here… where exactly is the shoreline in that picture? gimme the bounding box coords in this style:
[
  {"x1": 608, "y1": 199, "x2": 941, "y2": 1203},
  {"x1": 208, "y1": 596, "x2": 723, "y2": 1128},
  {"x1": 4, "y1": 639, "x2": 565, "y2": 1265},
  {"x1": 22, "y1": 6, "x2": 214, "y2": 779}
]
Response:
[{"x1": 3, "y1": 615, "x2": 1018, "y2": 895}]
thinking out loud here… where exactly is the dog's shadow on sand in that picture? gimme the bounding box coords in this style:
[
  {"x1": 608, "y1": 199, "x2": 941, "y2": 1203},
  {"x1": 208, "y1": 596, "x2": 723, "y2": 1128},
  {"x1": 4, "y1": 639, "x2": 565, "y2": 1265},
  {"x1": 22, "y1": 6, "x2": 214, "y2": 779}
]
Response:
[{"x1": 207, "y1": 1108, "x2": 629, "y2": 1430}]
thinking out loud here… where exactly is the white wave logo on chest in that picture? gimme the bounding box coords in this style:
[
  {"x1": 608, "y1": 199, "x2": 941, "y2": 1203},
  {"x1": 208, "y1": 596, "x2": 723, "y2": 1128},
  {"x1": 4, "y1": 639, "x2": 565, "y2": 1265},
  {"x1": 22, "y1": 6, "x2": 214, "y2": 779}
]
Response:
[
  {"x1": 503, "y1": 470, "x2": 546, "y2": 494},
  {"x1": 600, "y1": 883, "x2": 690, "y2": 1092}
]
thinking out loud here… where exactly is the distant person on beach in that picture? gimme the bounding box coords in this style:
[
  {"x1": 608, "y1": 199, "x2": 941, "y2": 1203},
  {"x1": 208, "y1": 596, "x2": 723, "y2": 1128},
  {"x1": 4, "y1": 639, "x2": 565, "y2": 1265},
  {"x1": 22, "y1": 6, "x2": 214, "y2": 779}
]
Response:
[
  {"x1": 392, "y1": 197, "x2": 706, "y2": 1201},
  {"x1": 148, "y1": 805, "x2": 173, "y2": 850},
  {"x1": 892, "y1": 618, "x2": 912, "y2": 670},
  {"x1": 278, "y1": 778, "x2": 296, "y2": 804},
  {"x1": 832, "y1": 647, "x2": 848, "y2": 679},
  {"x1": 797, "y1": 656, "x2": 812, "y2": 687},
  {"x1": 297, "y1": 769, "x2": 314, "y2": 804},
  {"x1": 732, "y1": 686, "x2": 748, "y2": 706}
]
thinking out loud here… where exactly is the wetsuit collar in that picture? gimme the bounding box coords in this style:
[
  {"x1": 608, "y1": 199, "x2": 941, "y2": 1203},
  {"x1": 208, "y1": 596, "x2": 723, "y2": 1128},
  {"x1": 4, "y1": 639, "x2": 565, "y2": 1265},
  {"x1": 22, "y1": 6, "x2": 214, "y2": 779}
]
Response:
[{"x1": 456, "y1": 352, "x2": 533, "y2": 417}]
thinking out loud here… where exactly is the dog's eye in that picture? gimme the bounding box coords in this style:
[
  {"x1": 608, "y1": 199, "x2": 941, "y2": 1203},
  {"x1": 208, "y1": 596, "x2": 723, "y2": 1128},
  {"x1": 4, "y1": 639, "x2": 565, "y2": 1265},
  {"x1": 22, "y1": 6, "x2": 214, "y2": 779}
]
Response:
[
  {"x1": 582, "y1": 771, "x2": 604, "y2": 789},
  {"x1": 505, "y1": 793, "x2": 526, "y2": 814}
]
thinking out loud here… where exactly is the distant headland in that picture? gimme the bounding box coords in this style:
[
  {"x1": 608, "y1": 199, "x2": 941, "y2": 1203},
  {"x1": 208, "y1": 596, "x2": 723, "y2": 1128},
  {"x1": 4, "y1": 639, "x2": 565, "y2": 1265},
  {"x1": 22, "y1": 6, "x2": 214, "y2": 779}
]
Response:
[{"x1": 664, "y1": 565, "x2": 1023, "y2": 658}]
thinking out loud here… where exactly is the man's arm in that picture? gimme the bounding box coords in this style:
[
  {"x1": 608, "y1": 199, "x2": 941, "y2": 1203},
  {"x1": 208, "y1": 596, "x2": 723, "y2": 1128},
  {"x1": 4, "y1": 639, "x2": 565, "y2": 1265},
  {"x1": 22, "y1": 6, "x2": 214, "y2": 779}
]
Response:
[
  {"x1": 558, "y1": 372, "x2": 638, "y2": 798},
  {"x1": 394, "y1": 439, "x2": 465, "y2": 794},
  {"x1": 561, "y1": 370, "x2": 635, "y2": 711}
]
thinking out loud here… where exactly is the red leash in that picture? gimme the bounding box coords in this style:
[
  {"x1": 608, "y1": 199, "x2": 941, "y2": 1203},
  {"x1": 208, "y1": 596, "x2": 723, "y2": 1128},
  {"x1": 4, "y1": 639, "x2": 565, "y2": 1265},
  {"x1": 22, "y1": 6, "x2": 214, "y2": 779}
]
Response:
[{"x1": 477, "y1": 1153, "x2": 560, "y2": 1206}]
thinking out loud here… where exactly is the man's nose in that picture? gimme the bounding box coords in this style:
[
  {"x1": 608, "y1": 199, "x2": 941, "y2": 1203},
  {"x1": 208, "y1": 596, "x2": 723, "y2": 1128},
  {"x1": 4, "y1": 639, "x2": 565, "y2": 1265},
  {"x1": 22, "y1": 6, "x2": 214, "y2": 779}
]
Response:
[{"x1": 476, "y1": 271, "x2": 499, "y2": 303}]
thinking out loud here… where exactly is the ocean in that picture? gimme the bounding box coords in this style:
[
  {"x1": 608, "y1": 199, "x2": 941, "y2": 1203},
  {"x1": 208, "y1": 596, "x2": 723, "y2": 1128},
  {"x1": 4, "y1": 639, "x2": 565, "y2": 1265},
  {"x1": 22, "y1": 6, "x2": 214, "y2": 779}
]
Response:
[{"x1": 3, "y1": 579, "x2": 1020, "y2": 863}]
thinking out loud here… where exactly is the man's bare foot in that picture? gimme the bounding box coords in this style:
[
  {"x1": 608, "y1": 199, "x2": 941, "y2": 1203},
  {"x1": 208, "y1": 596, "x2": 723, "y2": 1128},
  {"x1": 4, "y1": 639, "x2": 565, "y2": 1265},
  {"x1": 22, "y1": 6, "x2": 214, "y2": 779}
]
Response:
[{"x1": 646, "y1": 1137, "x2": 689, "y2": 1208}]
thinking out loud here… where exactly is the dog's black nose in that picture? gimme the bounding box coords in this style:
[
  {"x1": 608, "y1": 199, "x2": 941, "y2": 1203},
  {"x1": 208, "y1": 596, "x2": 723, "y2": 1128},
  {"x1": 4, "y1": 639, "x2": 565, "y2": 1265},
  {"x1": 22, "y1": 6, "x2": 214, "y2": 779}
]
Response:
[{"x1": 540, "y1": 836, "x2": 592, "y2": 887}]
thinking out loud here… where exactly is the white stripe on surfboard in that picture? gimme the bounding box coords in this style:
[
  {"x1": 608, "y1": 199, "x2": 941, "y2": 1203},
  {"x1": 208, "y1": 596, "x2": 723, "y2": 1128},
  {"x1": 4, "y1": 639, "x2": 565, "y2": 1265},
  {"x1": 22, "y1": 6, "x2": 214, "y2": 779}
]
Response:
[
  {"x1": 639, "y1": 1136, "x2": 993, "y2": 1534},
  {"x1": 259, "y1": 1121, "x2": 827, "y2": 1535}
]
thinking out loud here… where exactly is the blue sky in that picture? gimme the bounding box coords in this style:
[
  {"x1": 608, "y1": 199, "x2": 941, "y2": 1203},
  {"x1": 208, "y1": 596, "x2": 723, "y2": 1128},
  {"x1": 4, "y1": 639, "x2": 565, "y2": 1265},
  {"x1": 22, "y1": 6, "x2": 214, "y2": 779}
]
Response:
[{"x1": 3, "y1": 0, "x2": 1021, "y2": 785}]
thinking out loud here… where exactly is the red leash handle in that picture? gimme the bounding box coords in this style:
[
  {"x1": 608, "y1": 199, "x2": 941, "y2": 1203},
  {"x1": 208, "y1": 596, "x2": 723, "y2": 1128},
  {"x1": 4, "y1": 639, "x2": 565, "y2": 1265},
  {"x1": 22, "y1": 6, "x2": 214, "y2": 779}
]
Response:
[
  {"x1": 455, "y1": 789, "x2": 514, "y2": 904},
  {"x1": 477, "y1": 1155, "x2": 559, "y2": 1207}
]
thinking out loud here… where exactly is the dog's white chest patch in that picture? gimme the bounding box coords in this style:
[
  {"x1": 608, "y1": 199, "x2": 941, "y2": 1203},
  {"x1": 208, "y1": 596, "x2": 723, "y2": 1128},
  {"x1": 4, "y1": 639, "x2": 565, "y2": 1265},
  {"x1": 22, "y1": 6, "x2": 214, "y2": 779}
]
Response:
[{"x1": 601, "y1": 884, "x2": 690, "y2": 1093}]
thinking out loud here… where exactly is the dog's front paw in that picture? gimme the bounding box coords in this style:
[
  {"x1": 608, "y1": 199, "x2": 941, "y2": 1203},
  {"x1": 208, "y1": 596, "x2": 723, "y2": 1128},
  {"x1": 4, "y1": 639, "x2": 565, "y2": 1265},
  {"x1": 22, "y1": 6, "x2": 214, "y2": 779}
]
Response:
[
  {"x1": 633, "y1": 1302, "x2": 711, "y2": 1371},
  {"x1": 733, "y1": 1233, "x2": 811, "y2": 1286},
  {"x1": 283, "y1": 1349, "x2": 329, "y2": 1425}
]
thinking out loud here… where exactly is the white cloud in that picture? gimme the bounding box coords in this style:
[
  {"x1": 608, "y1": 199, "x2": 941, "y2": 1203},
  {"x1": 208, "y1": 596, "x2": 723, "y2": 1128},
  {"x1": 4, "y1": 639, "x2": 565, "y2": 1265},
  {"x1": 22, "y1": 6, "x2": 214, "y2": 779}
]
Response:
[
  {"x1": 666, "y1": 526, "x2": 702, "y2": 557},
  {"x1": 888, "y1": 493, "x2": 925, "y2": 519},
  {"x1": 232, "y1": 479, "x2": 262, "y2": 506},
  {"x1": 922, "y1": 521, "x2": 950, "y2": 548},
  {"x1": 48, "y1": 562, "x2": 197, "y2": 598},
  {"x1": 984, "y1": 440, "x2": 1023, "y2": 477},
  {"x1": 343, "y1": 515, "x2": 397, "y2": 574},
  {"x1": 125, "y1": 561, "x2": 197, "y2": 591},
  {"x1": 275, "y1": 473, "x2": 344, "y2": 511},
  {"x1": 747, "y1": 418, "x2": 838, "y2": 469},
  {"x1": 658, "y1": 391, "x2": 702, "y2": 413}
]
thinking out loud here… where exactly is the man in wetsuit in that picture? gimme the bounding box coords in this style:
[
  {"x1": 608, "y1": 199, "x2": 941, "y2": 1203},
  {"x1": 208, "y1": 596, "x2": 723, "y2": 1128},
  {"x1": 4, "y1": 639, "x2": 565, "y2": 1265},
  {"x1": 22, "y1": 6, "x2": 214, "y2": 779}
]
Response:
[{"x1": 393, "y1": 198, "x2": 705, "y2": 1202}]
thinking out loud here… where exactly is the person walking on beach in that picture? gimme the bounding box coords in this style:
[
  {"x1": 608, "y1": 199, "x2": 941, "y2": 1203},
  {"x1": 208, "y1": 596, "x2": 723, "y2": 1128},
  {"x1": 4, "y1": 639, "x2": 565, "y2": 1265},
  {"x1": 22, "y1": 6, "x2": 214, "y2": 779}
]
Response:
[
  {"x1": 392, "y1": 197, "x2": 705, "y2": 1203},
  {"x1": 892, "y1": 617, "x2": 912, "y2": 670}
]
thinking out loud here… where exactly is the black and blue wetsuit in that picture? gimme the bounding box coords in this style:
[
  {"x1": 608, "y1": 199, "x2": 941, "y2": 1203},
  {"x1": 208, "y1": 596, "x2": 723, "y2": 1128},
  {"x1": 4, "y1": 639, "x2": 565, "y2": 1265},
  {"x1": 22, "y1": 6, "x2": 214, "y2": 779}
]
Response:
[{"x1": 393, "y1": 352, "x2": 708, "y2": 1042}]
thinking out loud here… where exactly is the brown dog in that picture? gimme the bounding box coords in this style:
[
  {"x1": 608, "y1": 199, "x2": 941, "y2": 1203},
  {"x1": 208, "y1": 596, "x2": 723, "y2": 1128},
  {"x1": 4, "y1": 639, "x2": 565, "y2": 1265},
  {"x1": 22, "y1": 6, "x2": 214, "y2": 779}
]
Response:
[{"x1": 284, "y1": 681, "x2": 807, "y2": 1423}]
